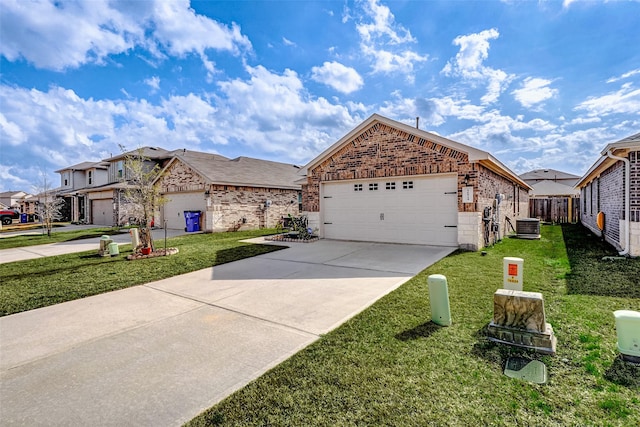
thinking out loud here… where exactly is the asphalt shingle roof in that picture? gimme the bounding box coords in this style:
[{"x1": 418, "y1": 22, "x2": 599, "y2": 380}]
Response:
[
  {"x1": 176, "y1": 152, "x2": 301, "y2": 189},
  {"x1": 54, "y1": 161, "x2": 109, "y2": 173},
  {"x1": 520, "y1": 169, "x2": 580, "y2": 181},
  {"x1": 530, "y1": 180, "x2": 580, "y2": 197}
]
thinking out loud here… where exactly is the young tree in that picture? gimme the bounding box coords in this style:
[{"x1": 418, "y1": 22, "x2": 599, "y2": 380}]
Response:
[
  {"x1": 120, "y1": 147, "x2": 166, "y2": 251},
  {"x1": 34, "y1": 172, "x2": 66, "y2": 237}
]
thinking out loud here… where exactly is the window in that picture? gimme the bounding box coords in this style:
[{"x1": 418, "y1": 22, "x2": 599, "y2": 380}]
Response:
[
  {"x1": 354, "y1": 184, "x2": 363, "y2": 192},
  {"x1": 116, "y1": 160, "x2": 124, "y2": 178},
  {"x1": 88, "y1": 170, "x2": 93, "y2": 185},
  {"x1": 385, "y1": 182, "x2": 396, "y2": 190},
  {"x1": 596, "y1": 179, "x2": 600, "y2": 213},
  {"x1": 369, "y1": 183, "x2": 378, "y2": 191},
  {"x1": 590, "y1": 181, "x2": 594, "y2": 215},
  {"x1": 402, "y1": 181, "x2": 414, "y2": 189}
]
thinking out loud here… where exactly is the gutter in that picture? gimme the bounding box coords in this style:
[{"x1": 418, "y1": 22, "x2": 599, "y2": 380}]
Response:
[{"x1": 606, "y1": 150, "x2": 630, "y2": 256}]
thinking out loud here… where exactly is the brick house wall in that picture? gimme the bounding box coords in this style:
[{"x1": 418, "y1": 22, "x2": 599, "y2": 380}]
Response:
[
  {"x1": 478, "y1": 165, "x2": 530, "y2": 239},
  {"x1": 302, "y1": 121, "x2": 529, "y2": 250},
  {"x1": 157, "y1": 159, "x2": 299, "y2": 232},
  {"x1": 157, "y1": 161, "x2": 207, "y2": 193},
  {"x1": 302, "y1": 122, "x2": 475, "y2": 212},
  {"x1": 601, "y1": 163, "x2": 624, "y2": 243},
  {"x1": 580, "y1": 151, "x2": 640, "y2": 256},
  {"x1": 581, "y1": 162, "x2": 625, "y2": 246},
  {"x1": 207, "y1": 185, "x2": 299, "y2": 231}
]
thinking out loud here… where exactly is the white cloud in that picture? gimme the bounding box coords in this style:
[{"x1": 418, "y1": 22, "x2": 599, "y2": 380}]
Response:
[
  {"x1": 342, "y1": 3, "x2": 352, "y2": 24},
  {"x1": 215, "y1": 65, "x2": 361, "y2": 160},
  {"x1": 575, "y1": 82, "x2": 640, "y2": 117},
  {"x1": 0, "y1": 64, "x2": 364, "y2": 191},
  {"x1": 442, "y1": 28, "x2": 514, "y2": 105},
  {"x1": 378, "y1": 92, "x2": 499, "y2": 129},
  {"x1": 355, "y1": 0, "x2": 427, "y2": 80},
  {"x1": 356, "y1": 0, "x2": 415, "y2": 44},
  {"x1": 512, "y1": 77, "x2": 558, "y2": 108},
  {"x1": 151, "y1": 1, "x2": 250, "y2": 55},
  {"x1": 606, "y1": 68, "x2": 640, "y2": 83},
  {"x1": 569, "y1": 117, "x2": 601, "y2": 125},
  {"x1": 144, "y1": 76, "x2": 161, "y2": 92},
  {"x1": 282, "y1": 37, "x2": 297, "y2": 47},
  {"x1": 361, "y1": 45, "x2": 427, "y2": 82},
  {"x1": 311, "y1": 61, "x2": 364, "y2": 94},
  {"x1": 0, "y1": 0, "x2": 251, "y2": 71},
  {"x1": 482, "y1": 68, "x2": 512, "y2": 104},
  {"x1": 445, "y1": 29, "x2": 499, "y2": 73},
  {"x1": 0, "y1": 113, "x2": 26, "y2": 146}
]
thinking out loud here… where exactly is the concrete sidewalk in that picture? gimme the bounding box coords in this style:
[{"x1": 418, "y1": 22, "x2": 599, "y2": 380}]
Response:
[
  {"x1": 0, "y1": 240, "x2": 454, "y2": 426},
  {"x1": 0, "y1": 228, "x2": 187, "y2": 264}
]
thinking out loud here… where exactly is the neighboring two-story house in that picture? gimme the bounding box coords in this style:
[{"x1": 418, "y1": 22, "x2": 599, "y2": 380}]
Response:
[
  {"x1": 56, "y1": 148, "x2": 172, "y2": 226},
  {"x1": 55, "y1": 161, "x2": 110, "y2": 223}
]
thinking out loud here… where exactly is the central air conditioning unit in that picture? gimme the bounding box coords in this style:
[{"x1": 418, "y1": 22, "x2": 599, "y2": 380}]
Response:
[{"x1": 516, "y1": 218, "x2": 541, "y2": 239}]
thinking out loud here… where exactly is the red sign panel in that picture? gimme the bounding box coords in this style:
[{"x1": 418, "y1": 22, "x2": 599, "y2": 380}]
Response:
[{"x1": 508, "y1": 263, "x2": 518, "y2": 276}]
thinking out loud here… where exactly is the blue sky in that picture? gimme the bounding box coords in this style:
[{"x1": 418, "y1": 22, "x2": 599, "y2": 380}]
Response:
[{"x1": 1, "y1": 0, "x2": 639, "y2": 193}]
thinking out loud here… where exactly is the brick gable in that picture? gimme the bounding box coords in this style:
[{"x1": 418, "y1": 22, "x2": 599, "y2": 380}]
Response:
[
  {"x1": 157, "y1": 160, "x2": 207, "y2": 193},
  {"x1": 303, "y1": 122, "x2": 475, "y2": 212}
]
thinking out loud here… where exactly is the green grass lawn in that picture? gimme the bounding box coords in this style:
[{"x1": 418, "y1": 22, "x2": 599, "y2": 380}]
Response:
[
  {"x1": 187, "y1": 224, "x2": 639, "y2": 426},
  {"x1": 0, "y1": 229, "x2": 283, "y2": 316}
]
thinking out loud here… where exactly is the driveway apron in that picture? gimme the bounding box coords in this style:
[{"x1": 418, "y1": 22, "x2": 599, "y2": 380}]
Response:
[{"x1": 0, "y1": 240, "x2": 453, "y2": 426}]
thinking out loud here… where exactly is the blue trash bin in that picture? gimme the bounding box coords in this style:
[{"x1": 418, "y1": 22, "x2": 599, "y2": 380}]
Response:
[
  {"x1": 184, "y1": 211, "x2": 201, "y2": 232},
  {"x1": 20, "y1": 213, "x2": 28, "y2": 223}
]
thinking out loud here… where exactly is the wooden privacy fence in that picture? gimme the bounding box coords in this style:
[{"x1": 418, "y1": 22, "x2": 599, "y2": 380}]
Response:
[{"x1": 529, "y1": 197, "x2": 580, "y2": 223}]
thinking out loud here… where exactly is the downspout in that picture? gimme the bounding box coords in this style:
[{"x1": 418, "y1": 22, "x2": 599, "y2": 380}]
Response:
[{"x1": 606, "y1": 150, "x2": 630, "y2": 256}]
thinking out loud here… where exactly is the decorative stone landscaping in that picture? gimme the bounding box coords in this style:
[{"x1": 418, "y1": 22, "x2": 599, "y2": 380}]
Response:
[
  {"x1": 127, "y1": 248, "x2": 179, "y2": 260},
  {"x1": 265, "y1": 233, "x2": 319, "y2": 243}
]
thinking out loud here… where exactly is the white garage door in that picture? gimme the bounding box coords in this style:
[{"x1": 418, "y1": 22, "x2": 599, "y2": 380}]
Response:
[
  {"x1": 91, "y1": 199, "x2": 114, "y2": 226},
  {"x1": 162, "y1": 192, "x2": 206, "y2": 230},
  {"x1": 322, "y1": 174, "x2": 458, "y2": 246}
]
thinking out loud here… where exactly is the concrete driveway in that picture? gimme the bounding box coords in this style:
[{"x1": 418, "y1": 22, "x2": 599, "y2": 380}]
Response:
[{"x1": 0, "y1": 240, "x2": 454, "y2": 426}]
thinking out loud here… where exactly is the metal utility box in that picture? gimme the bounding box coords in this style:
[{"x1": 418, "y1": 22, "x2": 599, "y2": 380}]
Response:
[
  {"x1": 428, "y1": 274, "x2": 452, "y2": 326},
  {"x1": 108, "y1": 242, "x2": 120, "y2": 256},
  {"x1": 614, "y1": 310, "x2": 640, "y2": 362},
  {"x1": 129, "y1": 228, "x2": 141, "y2": 249},
  {"x1": 99, "y1": 235, "x2": 113, "y2": 257},
  {"x1": 503, "y1": 257, "x2": 524, "y2": 291},
  {"x1": 516, "y1": 218, "x2": 540, "y2": 239}
]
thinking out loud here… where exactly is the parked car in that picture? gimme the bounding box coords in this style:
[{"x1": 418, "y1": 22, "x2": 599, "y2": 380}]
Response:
[{"x1": 0, "y1": 209, "x2": 20, "y2": 225}]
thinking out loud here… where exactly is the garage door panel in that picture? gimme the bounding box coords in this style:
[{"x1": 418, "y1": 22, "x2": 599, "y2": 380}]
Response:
[
  {"x1": 322, "y1": 175, "x2": 458, "y2": 246},
  {"x1": 91, "y1": 199, "x2": 113, "y2": 226},
  {"x1": 162, "y1": 193, "x2": 206, "y2": 230}
]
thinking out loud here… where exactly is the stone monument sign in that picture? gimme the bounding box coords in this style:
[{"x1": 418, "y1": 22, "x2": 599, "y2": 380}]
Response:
[{"x1": 487, "y1": 289, "x2": 557, "y2": 355}]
